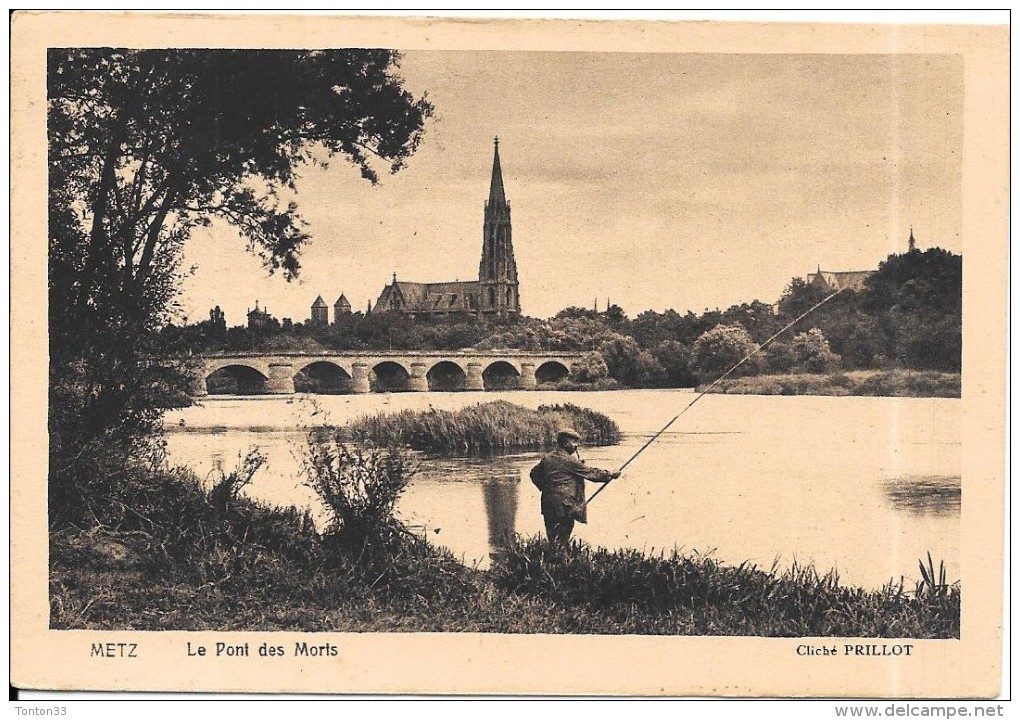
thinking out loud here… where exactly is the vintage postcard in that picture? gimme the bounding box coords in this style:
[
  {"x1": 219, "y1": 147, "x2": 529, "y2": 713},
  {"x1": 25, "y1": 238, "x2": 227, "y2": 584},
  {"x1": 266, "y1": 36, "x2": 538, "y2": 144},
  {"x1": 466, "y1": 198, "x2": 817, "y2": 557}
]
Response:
[{"x1": 10, "y1": 12, "x2": 1008, "y2": 697}]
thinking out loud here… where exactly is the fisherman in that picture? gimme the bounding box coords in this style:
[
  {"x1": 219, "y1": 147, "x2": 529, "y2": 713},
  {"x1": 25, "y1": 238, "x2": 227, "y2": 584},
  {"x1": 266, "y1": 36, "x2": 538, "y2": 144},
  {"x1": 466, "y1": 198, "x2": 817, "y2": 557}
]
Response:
[{"x1": 530, "y1": 428, "x2": 621, "y2": 545}]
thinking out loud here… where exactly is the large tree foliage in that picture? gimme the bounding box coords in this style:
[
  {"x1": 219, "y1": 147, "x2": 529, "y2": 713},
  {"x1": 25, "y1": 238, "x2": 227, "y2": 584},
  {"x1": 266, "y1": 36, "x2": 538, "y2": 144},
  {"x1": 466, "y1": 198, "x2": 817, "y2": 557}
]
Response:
[
  {"x1": 50, "y1": 49, "x2": 431, "y2": 294},
  {"x1": 863, "y1": 248, "x2": 962, "y2": 316},
  {"x1": 49, "y1": 48, "x2": 432, "y2": 526},
  {"x1": 789, "y1": 328, "x2": 841, "y2": 374},
  {"x1": 690, "y1": 324, "x2": 763, "y2": 381}
]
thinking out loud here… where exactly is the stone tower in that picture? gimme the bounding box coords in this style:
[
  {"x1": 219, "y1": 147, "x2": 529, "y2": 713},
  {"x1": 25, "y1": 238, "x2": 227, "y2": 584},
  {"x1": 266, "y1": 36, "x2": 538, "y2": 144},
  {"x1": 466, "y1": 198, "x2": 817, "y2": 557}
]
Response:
[
  {"x1": 478, "y1": 137, "x2": 521, "y2": 316},
  {"x1": 333, "y1": 293, "x2": 352, "y2": 321},
  {"x1": 311, "y1": 295, "x2": 328, "y2": 326}
]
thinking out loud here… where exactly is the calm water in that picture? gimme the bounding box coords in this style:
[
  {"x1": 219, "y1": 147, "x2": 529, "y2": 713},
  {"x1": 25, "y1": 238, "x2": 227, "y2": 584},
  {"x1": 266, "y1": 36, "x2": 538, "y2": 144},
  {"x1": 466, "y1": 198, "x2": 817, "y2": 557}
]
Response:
[{"x1": 163, "y1": 390, "x2": 960, "y2": 589}]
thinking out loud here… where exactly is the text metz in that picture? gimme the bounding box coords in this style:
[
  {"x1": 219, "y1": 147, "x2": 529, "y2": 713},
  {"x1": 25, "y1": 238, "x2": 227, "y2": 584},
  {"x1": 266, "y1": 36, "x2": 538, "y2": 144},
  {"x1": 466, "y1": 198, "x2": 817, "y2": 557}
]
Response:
[{"x1": 91, "y1": 642, "x2": 138, "y2": 658}]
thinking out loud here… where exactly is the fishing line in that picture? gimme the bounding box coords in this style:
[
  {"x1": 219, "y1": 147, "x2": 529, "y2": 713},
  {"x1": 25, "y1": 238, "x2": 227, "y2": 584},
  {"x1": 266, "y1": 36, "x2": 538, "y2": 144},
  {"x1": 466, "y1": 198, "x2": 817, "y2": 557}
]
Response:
[{"x1": 586, "y1": 288, "x2": 846, "y2": 505}]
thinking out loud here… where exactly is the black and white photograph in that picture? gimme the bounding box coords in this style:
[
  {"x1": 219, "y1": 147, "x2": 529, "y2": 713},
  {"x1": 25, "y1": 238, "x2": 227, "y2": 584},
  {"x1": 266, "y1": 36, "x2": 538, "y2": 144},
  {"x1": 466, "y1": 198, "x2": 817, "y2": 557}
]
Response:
[{"x1": 11, "y1": 11, "x2": 1008, "y2": 699}]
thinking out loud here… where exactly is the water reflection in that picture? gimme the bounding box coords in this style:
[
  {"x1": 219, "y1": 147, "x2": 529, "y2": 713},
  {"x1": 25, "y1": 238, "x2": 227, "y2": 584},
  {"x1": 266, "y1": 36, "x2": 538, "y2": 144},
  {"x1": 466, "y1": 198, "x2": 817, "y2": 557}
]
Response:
[
  {"x1": 164, "y1": 390, "x2": 961, "y2": 589},
  {"x1": 404, "y1": 453, "x2": 533, "y2": 567},
  {"x1": 417, "y1": 453, "x2": 531, "y2": 482},
  {"x1": 483, "y1": 480, "x2": 519, "y2": 561},
  {"x1": 882, "y1": 475, "x2": 961, "y2": 515}
]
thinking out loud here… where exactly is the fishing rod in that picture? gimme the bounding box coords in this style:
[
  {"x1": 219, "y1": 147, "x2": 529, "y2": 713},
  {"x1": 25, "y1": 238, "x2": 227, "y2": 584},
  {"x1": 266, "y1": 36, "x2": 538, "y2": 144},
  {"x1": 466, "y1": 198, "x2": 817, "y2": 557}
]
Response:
[{"x1": 587, "y1": 288, "x2": 846, "y2": 505}]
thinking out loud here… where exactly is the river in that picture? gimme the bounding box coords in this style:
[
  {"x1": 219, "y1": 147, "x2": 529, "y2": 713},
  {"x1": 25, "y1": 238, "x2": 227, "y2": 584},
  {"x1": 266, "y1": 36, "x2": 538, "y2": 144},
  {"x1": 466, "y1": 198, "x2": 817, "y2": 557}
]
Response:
[{"x1": 163, "y1": 390, "x2": 960, "y2": 590}]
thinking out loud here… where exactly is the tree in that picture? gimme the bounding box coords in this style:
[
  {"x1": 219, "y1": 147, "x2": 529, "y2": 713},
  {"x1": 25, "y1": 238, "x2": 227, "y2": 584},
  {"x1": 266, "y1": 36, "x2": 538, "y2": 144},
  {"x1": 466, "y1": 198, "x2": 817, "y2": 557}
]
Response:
[
  {"x1": 721, "y1": 300, "x2": 784, "y2": 344},
  {"x1": 863, "y1": 248, "x2": 962, "y2": 371},
  {"x1": 894, "y1": 313, "x2": 962, "y2": 372},
  {"x1": 841, "y1": 318, "x2": 890, "y2": 369},
  {"x1": 49, "y1": 49, "x2": 432, "y2": 525},
  {"x1": 628, "y1": 310, "x2": 671, "y2": 348},
  {"x1": 764, "y1": 340, "x2": 797, "y2": 374},
  {"x1": 778, "y1": 277, "x2": 828, "y2": 318},
  {"x1": 554, "y1": 306, "x2": 602, "y2": 322},
  {"x1": 570, "y1": 352, "x2": 610, "y2": 384},
  {"x1": 863, "y1": 248, "x2": 962, "y2": 316},
  {"x1": 599, "y1": 335, "x2": 665, "y2": 387},
  {"x1": 651, "y1": 339, "x2": 696, "y2": 387},
  {"x1": 604, "y1": 303, "x2": 628, "y2": 327},
  {"x1": 790, "y1": 328, "x2": 841, "y2": 374},
  {"x1": 690, "y1": 324, "x2": 762, "y2": 381}
]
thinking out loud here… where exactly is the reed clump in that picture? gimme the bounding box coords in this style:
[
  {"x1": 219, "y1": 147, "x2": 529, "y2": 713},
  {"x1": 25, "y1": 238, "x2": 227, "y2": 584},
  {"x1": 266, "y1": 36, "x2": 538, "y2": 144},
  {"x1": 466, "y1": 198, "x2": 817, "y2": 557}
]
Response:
[{"x1": 346, "y1": 400, "x2": 622, "y2": 455}]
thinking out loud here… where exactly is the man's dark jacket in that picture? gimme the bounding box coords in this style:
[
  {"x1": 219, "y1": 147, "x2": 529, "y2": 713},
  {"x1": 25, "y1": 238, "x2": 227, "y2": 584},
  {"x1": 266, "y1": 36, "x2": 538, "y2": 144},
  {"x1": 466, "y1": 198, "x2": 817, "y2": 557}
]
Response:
[{"x1": 530, "y1": 447, "x2": 613, "y2": 524}]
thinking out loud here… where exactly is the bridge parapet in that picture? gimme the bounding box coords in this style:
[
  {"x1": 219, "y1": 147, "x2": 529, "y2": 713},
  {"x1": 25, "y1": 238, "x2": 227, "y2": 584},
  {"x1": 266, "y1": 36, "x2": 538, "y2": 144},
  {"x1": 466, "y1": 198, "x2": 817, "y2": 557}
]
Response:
[{"x1": 194, "y1": 350, "x2": 586, "y2": 396}]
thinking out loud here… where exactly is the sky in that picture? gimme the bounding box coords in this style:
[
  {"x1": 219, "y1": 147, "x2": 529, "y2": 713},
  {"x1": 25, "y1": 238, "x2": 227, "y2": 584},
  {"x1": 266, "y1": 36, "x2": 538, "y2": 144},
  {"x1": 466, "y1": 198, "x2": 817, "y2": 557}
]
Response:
[{"x1": 177, "y1": 50, "x2": 963, "y2": 324}]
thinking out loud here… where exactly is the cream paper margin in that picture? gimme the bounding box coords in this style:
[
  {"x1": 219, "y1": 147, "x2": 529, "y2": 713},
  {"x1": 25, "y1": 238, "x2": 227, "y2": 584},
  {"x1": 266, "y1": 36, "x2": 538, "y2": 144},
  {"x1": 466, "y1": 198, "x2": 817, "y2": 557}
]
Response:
[{"x1": 10, "y1": 12, "x2": 1008, "y2": 697}]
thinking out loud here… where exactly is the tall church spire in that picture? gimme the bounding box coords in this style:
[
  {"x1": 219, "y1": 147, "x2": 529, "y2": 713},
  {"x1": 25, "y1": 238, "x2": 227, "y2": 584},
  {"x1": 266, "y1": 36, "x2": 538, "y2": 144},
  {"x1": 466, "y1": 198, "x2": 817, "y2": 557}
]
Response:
[
  {"x1": 478, "y1": 137, "x2": 520, "y2": 316},
  {"x1": 488, "y1": 136, "x2": 506, "y2": 207}
]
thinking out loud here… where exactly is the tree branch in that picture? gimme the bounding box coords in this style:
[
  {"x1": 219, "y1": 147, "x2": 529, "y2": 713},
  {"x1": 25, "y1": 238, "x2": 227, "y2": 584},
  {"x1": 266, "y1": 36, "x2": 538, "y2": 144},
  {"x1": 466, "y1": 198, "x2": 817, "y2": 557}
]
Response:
[
  {"x1": 80, "y1": 112, "x2": 128, "y2": 298},
  {"x1": 135, "y1": 180, "x2": 182, "y2": 286}
]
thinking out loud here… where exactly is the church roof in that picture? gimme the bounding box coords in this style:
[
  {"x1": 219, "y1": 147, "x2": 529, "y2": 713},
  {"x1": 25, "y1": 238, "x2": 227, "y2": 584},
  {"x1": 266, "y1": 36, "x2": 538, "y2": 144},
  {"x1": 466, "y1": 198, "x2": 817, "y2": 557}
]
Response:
[
  {"x1": 311, "y1": 295, "x2": 327, "y2": 308},
  {"x1": 808, "y1": 269, "x2": 874, "y2": 292},
  {"x1": 377, "y1": 279, "x2": 481, "y2": 312},
  {"x1": 334, "y1": 293, "x2": 350, "y2": 307}
]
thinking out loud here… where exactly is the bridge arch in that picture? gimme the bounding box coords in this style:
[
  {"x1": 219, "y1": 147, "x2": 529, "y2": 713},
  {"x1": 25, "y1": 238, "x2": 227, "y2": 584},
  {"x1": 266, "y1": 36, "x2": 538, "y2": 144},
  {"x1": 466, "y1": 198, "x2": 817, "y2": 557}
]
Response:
[
  {"x1": 427, "y1": 360, "x2": 468, "y2": 391},
  {"x1": 294, "y1": 361, "x2": 352, "y2": 394},
  {"x1": 535, "y1": 360, "x2": 570, "y2": 385},
  {"x1": 483, "y1": 360, "x2": 522, "y2": 390},
  {"x1": 370, "y1": 360, "x2": 412, "y2": 392},
  {"x1": 194, "y1": 352, "x2": 585, "y2": 396},
  {"x1": 205, "y1": 364, "x2": 270, "y2": 395}
]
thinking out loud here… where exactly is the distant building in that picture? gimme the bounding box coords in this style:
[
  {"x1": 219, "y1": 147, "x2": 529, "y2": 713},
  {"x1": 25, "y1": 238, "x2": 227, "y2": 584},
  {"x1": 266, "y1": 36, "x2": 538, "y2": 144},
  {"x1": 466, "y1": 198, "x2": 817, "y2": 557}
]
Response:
[
  {"x1": 807, "y1": 267, "x2": 874, "y2": 293},
  {"x1": 806, "y1": 229, "x2": 922, "y2": 294},
  {"x1": 310, "y1": 295, "x2": 328, "y2": 326},
  {"x1": 374, "y1": 138, "x2": 521, "y2": 318},
  {"x1": 208, "y1": 305, "x2": 226, "y2": 331},
  {"x1": 333, "y1": 293, "x2": 352, "y2": 320},
  {"x1": 247, "y1": 301, "x2": 275, "y2": 330}
]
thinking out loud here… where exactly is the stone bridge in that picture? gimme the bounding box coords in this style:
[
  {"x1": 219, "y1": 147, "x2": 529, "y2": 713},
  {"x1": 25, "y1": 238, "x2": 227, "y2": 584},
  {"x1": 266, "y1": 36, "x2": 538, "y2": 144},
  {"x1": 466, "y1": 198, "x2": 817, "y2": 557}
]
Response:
[{"x1": 193, "y1": 350, "x2": 587, "y2": 396}]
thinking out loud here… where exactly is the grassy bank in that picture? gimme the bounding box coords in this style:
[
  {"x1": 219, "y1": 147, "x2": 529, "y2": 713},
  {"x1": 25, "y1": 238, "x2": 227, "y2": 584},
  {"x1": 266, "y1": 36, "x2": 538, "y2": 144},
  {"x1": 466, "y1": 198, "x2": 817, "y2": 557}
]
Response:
[
  {"x1": 344, "y1": 400, "x2": 622, "y2": 455},
  {"x1": 50, "y1": 463, "x2": 959, "y2": 636},
  {"x1": 491, "y1": 540, "x2": 959, "y2": 637},
  {"x1": 703, "y1": 370, "x2": 960, "y2": 398}
]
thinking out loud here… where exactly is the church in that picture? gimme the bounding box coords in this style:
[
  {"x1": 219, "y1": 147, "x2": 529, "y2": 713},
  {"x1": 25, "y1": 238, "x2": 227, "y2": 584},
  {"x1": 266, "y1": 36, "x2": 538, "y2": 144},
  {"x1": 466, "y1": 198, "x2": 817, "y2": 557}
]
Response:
[
  {"x1": 806, "y1": 229, "x2": 920, "y2": 294},
  {"x1": 373, "y1": 138, "x2": 521, "y2": 317}
]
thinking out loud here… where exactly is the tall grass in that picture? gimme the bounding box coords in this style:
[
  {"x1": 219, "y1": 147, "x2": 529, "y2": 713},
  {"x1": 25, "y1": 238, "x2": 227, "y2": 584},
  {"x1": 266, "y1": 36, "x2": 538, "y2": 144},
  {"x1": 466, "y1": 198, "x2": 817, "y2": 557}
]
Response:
[
  {"x1": 345, "y1": 400, "x2": 622, "y2": 455},
  {"x1": 706, "y1": 370, "x2": 960, "y2": 398},
  {"x1": 50, "y1": 446, "x2": 478, "y2": 630},
  {"x1": 490, "y1": 538, "x2": 960, "y2": 637},
  {"x1": 916, "y1": 552, "x2": 955, "y2": 600},
  {"x1": 536, "y1": 403, "x2": 622, "y2": 446}
]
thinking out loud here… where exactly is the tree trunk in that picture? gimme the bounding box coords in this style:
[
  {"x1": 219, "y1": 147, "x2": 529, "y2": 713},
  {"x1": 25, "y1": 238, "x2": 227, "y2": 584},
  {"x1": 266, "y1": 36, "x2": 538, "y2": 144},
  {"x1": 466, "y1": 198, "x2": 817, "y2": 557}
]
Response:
[{"x1": 80, "y1": 113, "x2": 128, "y2": 302}]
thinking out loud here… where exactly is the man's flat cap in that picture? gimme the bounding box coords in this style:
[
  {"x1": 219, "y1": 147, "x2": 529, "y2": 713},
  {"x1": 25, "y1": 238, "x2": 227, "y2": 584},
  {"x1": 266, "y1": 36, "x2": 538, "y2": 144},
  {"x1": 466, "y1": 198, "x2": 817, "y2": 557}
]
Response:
[{"x1": 556, "y1": 428, "x2": 582, "y2": 442}]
